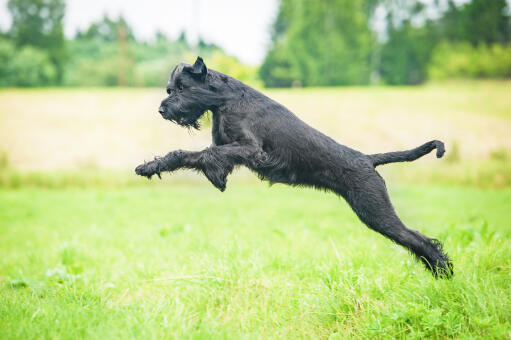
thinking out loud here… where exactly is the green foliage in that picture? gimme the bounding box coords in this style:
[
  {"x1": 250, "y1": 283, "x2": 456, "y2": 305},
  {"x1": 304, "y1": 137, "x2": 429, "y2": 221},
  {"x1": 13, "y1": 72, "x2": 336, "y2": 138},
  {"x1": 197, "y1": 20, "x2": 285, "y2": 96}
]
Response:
[
  {"x1": 62, "y1": 16, "x2": 245, "y2": 87},
  {"x1": 378, "y1": 0, "x2": 511, "y2": 85},
  {"x1": 441, "y1": 0, "x2": 511, "y2": 45},
  {"x1": 135, "y1": 58, "x2": 177, "y2": 87},
  {"x1": 76, "y1": 15, "x2": 135, "y2": 42},
  {"x1": 260, "y1": 0, "x2": 375, "y2": 87},
  {"x1": 1, "y1": 5, "x2": 249, "y2": 88},
  {"x1": 64, "y1": 17, "x2": 137, "y2": 87},
  {"x1": 429, "y1": 42, "x2": 511, "y2": 80},
  {"x1": 10, "y1": 46, "x2": 57, "y2": 86},
  {"x1": 262, "y1": 0, "x2": 511, "y2": 87},
  {"x1": 0, "y1": 39, "x2": 16, "y2": 86},
  {"x1": 7, "y1": 0, "x2": 67, "y2": 83},
  {"x1": 379, "y1": 21, "x2": 437, "y2": 85},
  {"x1": 2, "y1": 0, "x2": 511, "y2": 87},
  {"x1": 65, "y1": 57, "x2": 127, "y2": 87},
  {"x1": 207, "y1": 51, "x2": 261, "y2": 87},
  {"x1": 0, "y1": 38, "x2": 57, "y2": 87},
  {"x1": 259, "y1": 47, "x2": 298, "y2": 87}
]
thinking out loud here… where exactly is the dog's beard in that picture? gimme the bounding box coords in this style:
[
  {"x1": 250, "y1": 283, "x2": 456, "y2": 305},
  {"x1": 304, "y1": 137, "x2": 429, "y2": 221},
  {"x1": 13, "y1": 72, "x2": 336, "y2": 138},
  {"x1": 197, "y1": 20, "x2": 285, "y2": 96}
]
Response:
[
  {"x1": 162, "y1": 87, "x2": 220, "y2": 130},
  {"x1": 164, "y1": 109, "x2": 205, "y2": 130}
]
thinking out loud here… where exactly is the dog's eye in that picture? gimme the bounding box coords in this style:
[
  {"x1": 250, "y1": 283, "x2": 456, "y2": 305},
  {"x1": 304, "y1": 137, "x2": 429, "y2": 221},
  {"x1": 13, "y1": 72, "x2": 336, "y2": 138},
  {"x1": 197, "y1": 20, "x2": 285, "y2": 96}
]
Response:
[{"x1": 177, "y1": 82, "x2": 184, "y2": 91}]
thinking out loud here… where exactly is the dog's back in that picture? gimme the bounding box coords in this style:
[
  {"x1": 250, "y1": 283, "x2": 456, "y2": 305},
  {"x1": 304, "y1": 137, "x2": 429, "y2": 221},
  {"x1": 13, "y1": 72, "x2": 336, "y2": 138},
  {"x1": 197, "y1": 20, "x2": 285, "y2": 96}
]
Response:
[{"x1": 222, "y1": 82, "x2": 369, "y2": 187}]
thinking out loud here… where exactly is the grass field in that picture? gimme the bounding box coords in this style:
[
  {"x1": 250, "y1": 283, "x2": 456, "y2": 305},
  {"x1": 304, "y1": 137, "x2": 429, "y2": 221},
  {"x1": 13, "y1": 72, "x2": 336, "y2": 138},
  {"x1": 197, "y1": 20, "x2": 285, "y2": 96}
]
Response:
[
  {"x1": 1, "y1": 82, "x2": 511, "y2": 338},
  {"x1": 1, "y1": 80, "x2": 511, "y2": 170},
  {"x1": 1, "y1": 182, "x2": 510, "y2": 339}
]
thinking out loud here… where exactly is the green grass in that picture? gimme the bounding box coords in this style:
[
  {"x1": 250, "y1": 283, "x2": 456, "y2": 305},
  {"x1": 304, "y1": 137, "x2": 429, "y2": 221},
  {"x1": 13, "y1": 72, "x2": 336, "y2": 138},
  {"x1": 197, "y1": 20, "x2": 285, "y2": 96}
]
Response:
[
  {"x1": 1, "y1": 180, "x2": 510, "y2": 339},
  {"x1": 0, "y1": 159, "x2": 508, "y2": 189}
]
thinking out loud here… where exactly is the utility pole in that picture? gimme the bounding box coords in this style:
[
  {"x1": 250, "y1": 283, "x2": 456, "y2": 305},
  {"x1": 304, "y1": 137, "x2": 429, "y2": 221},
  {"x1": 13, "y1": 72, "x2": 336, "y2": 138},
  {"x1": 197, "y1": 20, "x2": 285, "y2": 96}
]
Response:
[{"x1": 117, "y1": 19, "x2": 128, "y2": 86}]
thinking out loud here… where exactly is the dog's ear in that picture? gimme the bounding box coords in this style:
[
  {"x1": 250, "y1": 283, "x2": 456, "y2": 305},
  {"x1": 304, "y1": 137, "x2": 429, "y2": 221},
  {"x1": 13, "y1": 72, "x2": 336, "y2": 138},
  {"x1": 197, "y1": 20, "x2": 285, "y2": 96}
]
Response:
[{"x1": 184, "y1": 56, "x2": 207, "y2": 82}]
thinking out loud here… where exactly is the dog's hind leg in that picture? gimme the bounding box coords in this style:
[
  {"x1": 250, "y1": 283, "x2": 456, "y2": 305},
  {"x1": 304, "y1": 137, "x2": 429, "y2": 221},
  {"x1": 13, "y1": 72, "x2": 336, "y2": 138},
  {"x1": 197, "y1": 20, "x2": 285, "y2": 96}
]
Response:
[{"x1": 341, "y1": 173, "x2": 452, "y2": 278}]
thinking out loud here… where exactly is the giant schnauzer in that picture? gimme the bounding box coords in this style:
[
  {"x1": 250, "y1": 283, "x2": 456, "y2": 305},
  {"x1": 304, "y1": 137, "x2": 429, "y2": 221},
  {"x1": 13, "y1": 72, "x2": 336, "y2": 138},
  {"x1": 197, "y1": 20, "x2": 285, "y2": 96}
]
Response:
[{"x1": 136, "y1": 57, "x2": 453, "y2": 278}]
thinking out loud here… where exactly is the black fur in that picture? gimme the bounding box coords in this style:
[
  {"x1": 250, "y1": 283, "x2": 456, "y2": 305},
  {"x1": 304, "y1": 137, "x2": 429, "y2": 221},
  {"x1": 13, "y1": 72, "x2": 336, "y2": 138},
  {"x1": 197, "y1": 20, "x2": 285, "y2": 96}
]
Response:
[{"x1": 136, "y1": 57, "x2": 453, "y2": 278}]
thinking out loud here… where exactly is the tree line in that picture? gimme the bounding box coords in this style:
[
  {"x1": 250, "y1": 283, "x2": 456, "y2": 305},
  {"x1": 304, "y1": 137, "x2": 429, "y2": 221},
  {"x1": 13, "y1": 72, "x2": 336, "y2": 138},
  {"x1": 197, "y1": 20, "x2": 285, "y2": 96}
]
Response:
[
  {"x1": 260, "y1": 0, "x2": 511, "y2": 87},
  {"x1": 1, "y1": 0, "x2": 510, "y2": 87},
  {"x1": 0, "y1": 0, "x2": 258, "y2": 87}
]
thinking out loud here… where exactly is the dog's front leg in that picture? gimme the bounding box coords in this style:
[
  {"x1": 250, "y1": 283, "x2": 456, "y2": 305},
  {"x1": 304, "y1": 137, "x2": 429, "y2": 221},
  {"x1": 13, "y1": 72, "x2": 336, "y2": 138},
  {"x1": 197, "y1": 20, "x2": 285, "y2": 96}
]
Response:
[
  {"x1": 135, "y1": 150, "x2": 186, "y2": 179},
  {"x1": 135, "y1": 144, "x2": 262, "y2": 191}
]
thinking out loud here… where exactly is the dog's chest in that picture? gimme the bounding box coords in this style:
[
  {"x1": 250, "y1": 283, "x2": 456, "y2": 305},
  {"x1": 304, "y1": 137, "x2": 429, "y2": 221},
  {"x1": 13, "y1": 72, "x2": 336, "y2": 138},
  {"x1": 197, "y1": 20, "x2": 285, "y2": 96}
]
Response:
[{"x1": 211, "y1": 112, "x2": 236, "y2": 146}]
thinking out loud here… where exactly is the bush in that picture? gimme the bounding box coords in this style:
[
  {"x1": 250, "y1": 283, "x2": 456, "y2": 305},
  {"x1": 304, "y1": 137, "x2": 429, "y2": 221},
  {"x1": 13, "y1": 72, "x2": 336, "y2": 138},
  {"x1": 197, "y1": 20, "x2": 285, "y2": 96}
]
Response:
[
  {"x1": 64, "y1": 39, "x2": 138, "y2": 87},
  {"x1": 0, "y1": 39, "x2": 57, "y2": 87},
  {"x1": 136, "y1": 58, "x2": 176, "y2": 87},
  {"x1": 260, "y1": 46, "x2": 301, "y2": 88},
  {"x1": 207, "y1": 51, "x2": 261, "y2": 87},
  {"x1": 0, "y1": 39, "x2": 16, "y2": 86},
  {"x1": 65, "y1": 58, "x2": 118, "y2": 86},
  {"x1": 11, "y1": 46, "x2": 57, "y2": 86},
  {"x1": 429, "y1": 42, "x2": 511, "y2": 79}
]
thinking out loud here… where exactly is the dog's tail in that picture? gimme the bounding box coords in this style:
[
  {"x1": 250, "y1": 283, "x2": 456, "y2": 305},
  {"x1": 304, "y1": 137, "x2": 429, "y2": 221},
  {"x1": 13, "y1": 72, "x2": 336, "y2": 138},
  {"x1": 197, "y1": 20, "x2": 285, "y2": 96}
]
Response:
[{"x1": 369, "y1": 140, "x2": 445, "y2": 167}]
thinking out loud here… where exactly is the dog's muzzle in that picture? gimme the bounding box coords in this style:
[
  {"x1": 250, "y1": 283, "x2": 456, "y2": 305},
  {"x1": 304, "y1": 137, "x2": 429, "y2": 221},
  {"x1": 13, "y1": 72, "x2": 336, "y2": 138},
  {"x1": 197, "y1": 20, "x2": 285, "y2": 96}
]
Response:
[
  {"x1": 158, "y1": 106, "x2": 187, "y2": 125},
  {"x1": 158, "y1": 106, "x2": 173, "y2": 120}
]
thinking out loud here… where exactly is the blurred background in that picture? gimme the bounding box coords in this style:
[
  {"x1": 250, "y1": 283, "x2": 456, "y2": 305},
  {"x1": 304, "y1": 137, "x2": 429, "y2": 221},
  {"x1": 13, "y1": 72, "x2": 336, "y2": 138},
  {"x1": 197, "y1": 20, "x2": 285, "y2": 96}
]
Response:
[{"x1": 0, "y1": 0, "x2": 510, "y2": 187}]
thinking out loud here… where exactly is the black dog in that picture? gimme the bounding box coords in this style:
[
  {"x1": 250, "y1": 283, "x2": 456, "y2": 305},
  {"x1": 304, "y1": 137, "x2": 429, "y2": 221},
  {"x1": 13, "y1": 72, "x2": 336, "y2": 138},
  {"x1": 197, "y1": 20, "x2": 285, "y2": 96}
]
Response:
[{"x1": 136, "y1": 57, "x2": 452, "y2": 278}]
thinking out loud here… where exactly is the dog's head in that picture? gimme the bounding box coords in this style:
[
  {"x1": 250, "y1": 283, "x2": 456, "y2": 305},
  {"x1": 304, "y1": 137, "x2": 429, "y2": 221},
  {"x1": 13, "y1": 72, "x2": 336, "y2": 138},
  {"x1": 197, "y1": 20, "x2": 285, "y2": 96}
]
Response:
[{"x1": 158, "y1": 56, "x2": 221, "y2": 129}]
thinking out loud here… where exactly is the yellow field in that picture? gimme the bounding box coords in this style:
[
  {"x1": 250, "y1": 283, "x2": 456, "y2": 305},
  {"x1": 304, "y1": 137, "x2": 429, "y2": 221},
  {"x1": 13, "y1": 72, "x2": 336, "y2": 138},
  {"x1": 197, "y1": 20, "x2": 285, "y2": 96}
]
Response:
[{"x1": 0, "y1": 81, "x2": 510, "y2": 170}]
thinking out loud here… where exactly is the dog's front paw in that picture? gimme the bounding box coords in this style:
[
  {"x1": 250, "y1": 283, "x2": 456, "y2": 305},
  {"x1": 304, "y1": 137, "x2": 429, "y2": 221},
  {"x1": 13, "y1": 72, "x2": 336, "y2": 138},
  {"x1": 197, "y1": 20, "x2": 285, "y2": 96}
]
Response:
[{"x1": 135, "y1": 160, "x2": 162, "y2": 179}]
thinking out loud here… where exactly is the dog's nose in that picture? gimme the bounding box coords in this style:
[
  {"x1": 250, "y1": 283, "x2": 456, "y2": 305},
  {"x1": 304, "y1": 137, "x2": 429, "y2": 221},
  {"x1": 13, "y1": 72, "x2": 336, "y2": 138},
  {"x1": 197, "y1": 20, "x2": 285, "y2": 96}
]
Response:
[{"x1": 158, "y1": 106, "x2": 166, "y2": 114}]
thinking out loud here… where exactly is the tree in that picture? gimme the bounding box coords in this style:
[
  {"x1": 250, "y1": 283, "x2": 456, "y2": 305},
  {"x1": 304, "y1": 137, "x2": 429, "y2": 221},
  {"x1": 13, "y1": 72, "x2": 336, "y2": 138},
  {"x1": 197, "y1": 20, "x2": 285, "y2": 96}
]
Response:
[
  {"x1": 441, "y1": 0, "x2": 511, "y2": 45},
  {"x1": 260, "y1": 0, "x2": 375, "y2": 87},
  {"x1": 78, "y1": 15, "x2": 135, "y2": 42},
  {"x1": 0, "y1": 38, "x2": 56, "y2": 87},
  {"x1": 0, "y1": 39, "x2": 16, "y2": 86},
  {"x1": 8, "y1": 0, "x2": 67, "y2": 84},
  {"x1": 379, "y1": 20, "x2": 437, "y2": 84},
  {"x1": 69, "y1": 15, "x2": 136, "y2": 87},
  {"x1": 378, "y1": 0, "x2": 511, "y2": 84}
]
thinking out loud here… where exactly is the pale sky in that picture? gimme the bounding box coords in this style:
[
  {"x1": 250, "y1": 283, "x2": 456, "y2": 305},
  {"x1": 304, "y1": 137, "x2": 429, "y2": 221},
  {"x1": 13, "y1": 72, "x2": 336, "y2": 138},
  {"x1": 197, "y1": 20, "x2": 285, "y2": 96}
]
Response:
[{"x1": 0, "y1": 0, "x2": 279, "y2": 65}]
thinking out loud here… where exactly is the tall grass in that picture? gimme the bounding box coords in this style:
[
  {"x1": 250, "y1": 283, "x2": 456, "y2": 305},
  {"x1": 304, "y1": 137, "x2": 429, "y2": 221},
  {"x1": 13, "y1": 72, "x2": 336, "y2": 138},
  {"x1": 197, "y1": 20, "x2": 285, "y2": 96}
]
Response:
[{"x1": 1, "y1": 184, "x2": 510, "y2": 338}]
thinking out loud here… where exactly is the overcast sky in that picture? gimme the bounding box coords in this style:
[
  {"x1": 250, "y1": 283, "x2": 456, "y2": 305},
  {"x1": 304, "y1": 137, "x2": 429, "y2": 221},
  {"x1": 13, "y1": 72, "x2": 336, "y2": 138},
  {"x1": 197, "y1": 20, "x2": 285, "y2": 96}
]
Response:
[{"x1": 0, "y1": 0, "x2": 279, "y2": 65}]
